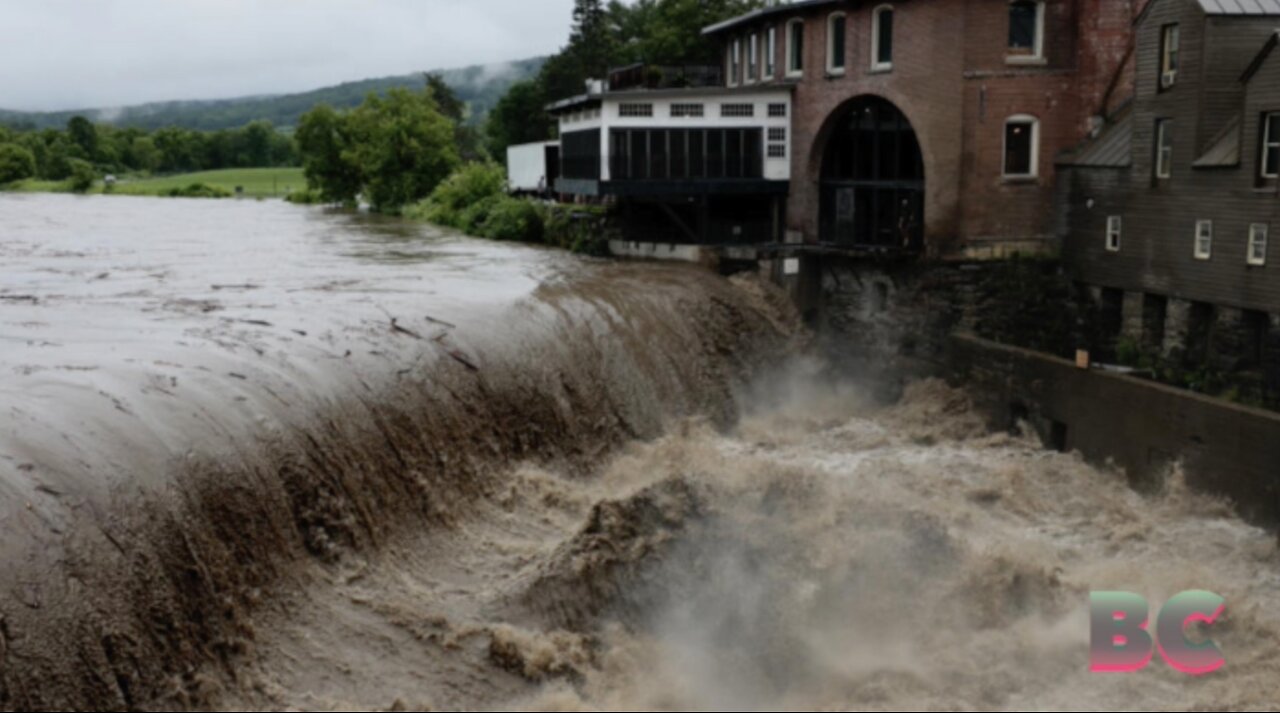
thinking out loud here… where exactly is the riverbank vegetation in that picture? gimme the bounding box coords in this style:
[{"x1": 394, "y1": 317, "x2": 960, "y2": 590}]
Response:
[{"x1": 4, "y1": 167, "x2": 305, "y2": 199}]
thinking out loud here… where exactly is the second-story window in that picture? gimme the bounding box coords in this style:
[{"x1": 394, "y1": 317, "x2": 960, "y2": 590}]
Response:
[
  {"x1": 872, "y1": 5, "x2": 894, "y2": 71},
  {"x1": 1003, "y1": 115, "x2": 1040, "y2": 178},
  {"x1": 1106, "y1": 216, "x2": 1122, "y2": 252},
  {"x1": 1008, "y1": 1, "x2": 1044, "y2": 61},
  {"x1": 787, "y1": 19, "x2": 805, "y2": 76},
  {"x1": 1249, "y1": 224, "x2": 1269, "y2": 266},
  {"x1": 1262, "y1": 112, "x2": 1280, "y2": 180},
  {"x1": 729, "y1": 38, "x2": 742, "y2": 86},
  {"x1": 827, "y1": 13, "x2": 847, "y2": 74},
  {"x1": 747, "y1": 33, "x2": 759, "y2": 83},
  {"x1": 1154, "y1": 118, "x2": 1173, "y2": 180},
  {"x1": 1194, "y1": 220, "x2": 1213, "y2": 260},
  {"x1": 1160, "y1": 24, "x2": 1180, "y2": 90},
  {"x1": 765, "y1": 26, "x2": 777, "y2": 78}
]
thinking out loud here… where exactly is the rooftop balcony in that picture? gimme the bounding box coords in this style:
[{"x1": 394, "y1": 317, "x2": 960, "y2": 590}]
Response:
[{"x1": 607, "y1": 63, "x2": 723, "y2": 92}]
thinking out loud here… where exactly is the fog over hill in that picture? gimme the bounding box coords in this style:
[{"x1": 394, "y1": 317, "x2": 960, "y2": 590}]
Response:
[{"x1": 0, "y1": 57, "x2": 545, "y2": 131}]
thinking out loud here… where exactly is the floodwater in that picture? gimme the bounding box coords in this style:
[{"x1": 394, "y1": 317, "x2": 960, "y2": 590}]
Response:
[{"x1": 1, "y1": 194, "x2": 1278, "y2": 711}]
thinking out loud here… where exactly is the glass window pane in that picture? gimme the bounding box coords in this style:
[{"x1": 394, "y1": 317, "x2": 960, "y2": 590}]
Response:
[
  {"x1": 878, "y1": 10, "x2": 894, "y2": 65},
  {"x1": 1009, "y1": 2, "x2": 1037, "y2": 49},
  {"x1": 1005, "y1": 121, "x2": 1033, "y2": 175}
]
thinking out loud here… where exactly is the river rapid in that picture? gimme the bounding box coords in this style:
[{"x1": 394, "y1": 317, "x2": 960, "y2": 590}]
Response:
[{"x1": 0, "y1": 194, "x2": 1276, "y2": 711}]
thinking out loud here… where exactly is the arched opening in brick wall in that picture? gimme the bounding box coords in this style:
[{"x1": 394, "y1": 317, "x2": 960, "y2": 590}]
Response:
[{"x1": 818, "y1": 95, "x2": 925, "y2": 251}]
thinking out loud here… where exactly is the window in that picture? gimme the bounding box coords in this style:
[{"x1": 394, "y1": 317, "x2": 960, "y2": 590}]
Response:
[
  {"x1": 872, "y1": 5, "x2": 894, "y2": 71},
  {"x1": 1262, "y1": 112, "x2": 1280, "y2": 179},
  {"x1": 728, "y1": 38, "x2": 742, "y2": 86},
  {"x1": 765, "y1": 26, "x2": 777, "y2": 78},
  {"x1": 1003, "y1": 115, "x2": 1039, "y2": 178},
  {"x1": 1106, "y1": 216, "x2": 1122, "y2": 252},
  {"x1": 721, "y1": 103, "x2": 755, "y2": 118},
  {"x1": 670, "y1": 103, "x2": 704, "y2": 118},
  {"x1": 1008, "y1": 1, "x2": 1044, "y2": 60},
  {"x1": 768, "y1": 127, "x2": 787, "y2": 142},
  {"x1": 827, "y1": 13, "x2": 847, "y2": 74},
  {"x1": 1195, "y1": 220, "x2": 1213, "y2": 260},
  {"x1": 747, "y1": 33, "x2": 759, "y2": 83},
  {"x1": 1249, "y1": 223, "x2": 1269, "y2": 266},
  {"x1": 1160, "y1": 24, "x2": 1180, "y2": 90},
  {"x1": 768, "y1": 144, "x2": 787, "y2": 158},
  {"x1": 787, "y1": 19, "x2": 805, "y2": 76},
  {"x1": 618, "y1": 103, "x2": 653, "y2": 118},
  {"x1": 1154, "y1": 118, "x2": 1173, "y2": 180},
  {"x1": 768, "y1": 103, "x2": 788, "y2": 118}
]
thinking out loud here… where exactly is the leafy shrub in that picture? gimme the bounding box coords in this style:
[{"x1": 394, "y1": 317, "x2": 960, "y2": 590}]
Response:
[
  {"x1": 164, "y1": 182, "x2": 232, "y2": 198},
  {"x1": 540, "y1": 203, "x2": 610, "y2": 256},
  {"x1": 67, "y1": 158, "x2": 96, "y2": 193},
  {"x1": 405, "y1": 162, "x2": 506, "y2": 228},
  {"x1": 478, "y1": 197, "x2": 544, "y2": 243}
]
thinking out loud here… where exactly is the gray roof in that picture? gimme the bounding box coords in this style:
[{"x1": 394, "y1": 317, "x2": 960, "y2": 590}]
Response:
[
  {"x1": 1060, "y1": 112, "x2": 1132, "y2": 168},
  {"x1": 702, "y1": 0, "x2": 842, "y2": 36},
  {"x1": 1196, "y1": 0, "x2": 1280, "y2": 15},
  {"x1": 1193, "y1": 117, "x2": 1241, "y2": 167}
]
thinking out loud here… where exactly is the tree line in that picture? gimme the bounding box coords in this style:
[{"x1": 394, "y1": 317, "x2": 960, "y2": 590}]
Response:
[{"x1": 0, "y1": 118, "x2": 297, "y2": 185}]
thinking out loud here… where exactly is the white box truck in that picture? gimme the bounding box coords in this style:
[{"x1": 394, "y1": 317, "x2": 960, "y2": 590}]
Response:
[{"x1": 506, "y1": 141, "x2": 560, "y2": 196}]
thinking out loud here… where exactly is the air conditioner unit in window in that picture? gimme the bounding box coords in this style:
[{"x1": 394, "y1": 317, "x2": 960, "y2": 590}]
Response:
[{"x1": 1161, "y1": 70, "x2": 1177, "y2": 89}]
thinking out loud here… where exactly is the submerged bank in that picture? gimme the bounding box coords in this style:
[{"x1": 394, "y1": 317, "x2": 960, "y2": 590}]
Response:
[{"x1": 0, "y1": 195, "x2": 796, "y2": 710}]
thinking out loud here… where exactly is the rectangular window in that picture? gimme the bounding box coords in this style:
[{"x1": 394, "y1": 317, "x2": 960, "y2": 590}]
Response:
[
  {"x1": 828, "y1": 14, "x2": 847, "y2": 73},
  {"x1": 618, "y1": 103, "x2": 653, "y2": 118},
  {"x1": 721, "y1": 103, "x2": 755, "y2": 118},
  {"x1": 873, "y1": 6, "x2": 894, "y2": 70},
  {"x1": 788, "y1": 20, "x2": 804, "y2": 75},
  {"x1": 1249, "y1": 223, "x2": 1269, "y2": 266},
  {"x1": 765, "y1": 27, "x2": 777, "y2": 78},
  {"x1": 1195, "y1": 220, "x2": 1213, "y2": 260},
  {"x1": 670, "y1": 103, "x2": 704, "y2": 118},
  {"x1": 729, "y1": 38, "x2": 742, "y2": 85},
  {"x1": 768, "y1": 103, "x2": 787, "y2": 118},
  {"x1": 1154, "y1": 118, "x2": 1173, "y2": 180},
  {"x1": 1160, "y1": 24, "x2": 1180, "y2": 90},
  {"x1": 768, "y1": 144, "x2": 787, "y2": 158},
  {"x1": 1262, "y1": 112, "x2": 1280, "y2": 179},
  {"x1": 747, "y1": 33, "x2": 759, "y2": 82},
  {"x1": 1009, "y1": 1, "x2": 1042, "y2": 56},
  {"x1": 1003, "y1": 117, "x2": 1038, "y2": 177},
  {"x1": 768, "y1": 127, "x2": 787, "y2": 143},
  {"x1": 1106, "y1": 216, "x2": 1122, "y2": 252}
]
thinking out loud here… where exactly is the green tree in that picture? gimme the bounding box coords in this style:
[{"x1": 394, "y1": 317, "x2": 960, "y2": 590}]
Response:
[
  {"x1": 67, "y1": 158, "x2": 96, "y2": 193},
  {"x1": 346, "y1": 88, "x2": 460, "y2": 212},
  {"x1": 0, "y1": 143, "x2": 37, "y2": 184},
  {"x1": 295, "y1": 104, "x2": 363, "y2": 204},
  {"x1": 67, "y1": 116, "x2": 99, "y2": 160},
  {"x1": 484, "y1": 80, "x2": 555, "y2": 158}
]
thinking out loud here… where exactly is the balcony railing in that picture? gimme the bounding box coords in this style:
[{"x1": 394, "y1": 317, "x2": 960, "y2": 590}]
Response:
[{"x1": 607, "y1": 63, "x2": 723, "y2": 92}]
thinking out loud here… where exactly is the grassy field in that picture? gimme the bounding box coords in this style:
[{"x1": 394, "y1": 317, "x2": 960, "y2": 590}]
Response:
[{"x1": 3, "y1": 167, "x2": 307, "y2": 199}]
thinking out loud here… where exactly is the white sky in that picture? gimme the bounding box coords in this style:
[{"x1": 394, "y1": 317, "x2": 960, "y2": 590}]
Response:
[{"x1": 0, "y1": 0, "x2": 576, "y2": 111}]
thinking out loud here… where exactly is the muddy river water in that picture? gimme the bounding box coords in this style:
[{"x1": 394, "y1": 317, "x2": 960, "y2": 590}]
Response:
[{"x1": 1, "y1": 194, "x2": 1277, "y2": 711}]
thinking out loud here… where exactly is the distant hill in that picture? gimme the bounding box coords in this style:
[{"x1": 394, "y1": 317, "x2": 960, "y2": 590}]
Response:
[{"x1": 0, "y1": 57, "x2": 545, "y2": 132}]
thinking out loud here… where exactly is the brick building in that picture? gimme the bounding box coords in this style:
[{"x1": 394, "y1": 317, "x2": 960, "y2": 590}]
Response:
[
  {"x1": 1060, "y1": 0, "x2": 1280, "y2": 384},
  {"x1": 544, "y1": 0, "x2": 1138, "y2": 258}
]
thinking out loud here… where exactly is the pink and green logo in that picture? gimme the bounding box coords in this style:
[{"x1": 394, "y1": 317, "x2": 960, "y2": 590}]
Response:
[{"x1": 1089, "y1": 590, "x2": 1225, "y2": 675}]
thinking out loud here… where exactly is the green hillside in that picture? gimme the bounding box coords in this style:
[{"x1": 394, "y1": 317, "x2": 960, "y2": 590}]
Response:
[{"x1": 0, "y1": 57, "x2": 545, "y2": 132}]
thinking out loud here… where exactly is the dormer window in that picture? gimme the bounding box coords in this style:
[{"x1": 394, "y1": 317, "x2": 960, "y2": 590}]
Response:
[
  {"x1": 1008, "y1": 1, "x2": 1045, "y2": 63},
  {"x1": 1160, "y1": 24, "x2": 1180, "y2": 90},
  {"x1": 827, "y1": 13, "x2": 847, "y2": 75},
  {"x1": 872, "y1": 5, "x2": 894, "y2": 71}
]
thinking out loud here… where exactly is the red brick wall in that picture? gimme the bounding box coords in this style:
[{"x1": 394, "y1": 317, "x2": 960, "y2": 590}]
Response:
[{"x1": 723, "y1": 0, "x2": 1136, "y2": 256}]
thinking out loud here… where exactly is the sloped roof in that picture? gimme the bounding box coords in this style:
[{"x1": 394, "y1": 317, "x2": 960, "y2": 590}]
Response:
[
  {"x1": 1193, "y1": 116, "x2": 1242, "y2": 167},
  {"x1": 1060, "y1": 111, "x2": 1133, "y2": 168},
  {"x1": 702, "y1": 0, "x2": 842, "y2": 36},
  {"x1": 1196, "y1": 0, "x2": 1280, "y2": 15}
]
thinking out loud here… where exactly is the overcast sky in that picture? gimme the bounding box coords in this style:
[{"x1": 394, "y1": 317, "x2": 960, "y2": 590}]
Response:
[{"x1": 0, "y1": 0, "x2": 576, "y2": 112}]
